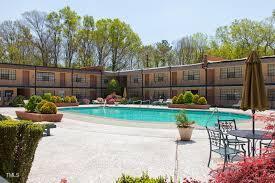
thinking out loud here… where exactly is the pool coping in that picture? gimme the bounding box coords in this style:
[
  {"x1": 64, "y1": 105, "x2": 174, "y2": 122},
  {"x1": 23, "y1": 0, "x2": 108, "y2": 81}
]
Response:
[{"x1": 59, "y1": 104, "x2": 254, "y2": 130}]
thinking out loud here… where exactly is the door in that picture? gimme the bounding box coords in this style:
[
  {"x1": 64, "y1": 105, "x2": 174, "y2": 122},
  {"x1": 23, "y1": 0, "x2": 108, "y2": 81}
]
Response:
[
  {"x1": 172, "y1": 72, "x2": 177, "y2": 85},
  {"x1": 60, "y1": 73, "x2": 65, "y2": 87},
  {"x1": 145, "y1": 90, "x2": 150, "y2": 99},
  {"x1": 145, "y1": 74, "x2": 149, "y2": 87},
  {"x1": 23, "y1": 71, "x2": 29, "y2": 86},
  {"x1": 90, "y1": 90, "x2": 97, "y2": 100},
  {"x1": 90, "y1": 75, "x2": 97, "y2": 87}
]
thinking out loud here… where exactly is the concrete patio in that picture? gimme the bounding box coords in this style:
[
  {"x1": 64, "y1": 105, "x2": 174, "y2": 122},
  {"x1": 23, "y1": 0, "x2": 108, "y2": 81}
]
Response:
[{"x1": 0, "y1": 106, "x2": 273, "y2": 183}]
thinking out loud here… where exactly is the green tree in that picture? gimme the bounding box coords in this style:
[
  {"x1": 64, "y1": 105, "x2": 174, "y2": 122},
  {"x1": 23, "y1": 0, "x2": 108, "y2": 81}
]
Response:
[
  {"x1": 76, "y1": 15, "x2": 95, "y2": 67},
  {"x1": 47, "y1": 11, "x2": 62, "y2": 67},
  {"x1": 109, "y1": 19, "x2": 141, "y2": 71},
  {"x1": 59, "y1": 6, "x2": 81, "y2": 68},
  {"x1": 107, "y1": 79, "x2": 121, "y2": 94},
  {"x1": 155, "y1": 40, "x2": 173, "y2": 66}
]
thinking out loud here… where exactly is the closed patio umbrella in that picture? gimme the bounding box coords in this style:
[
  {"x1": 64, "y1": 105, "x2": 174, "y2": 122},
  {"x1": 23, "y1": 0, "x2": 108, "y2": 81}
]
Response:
[
  {"x1": 240, "y1": 51, "x2": 269, "y2": 156},
  {"x1": 123, "y1": 87, "x2": 127, "y2": 99}
]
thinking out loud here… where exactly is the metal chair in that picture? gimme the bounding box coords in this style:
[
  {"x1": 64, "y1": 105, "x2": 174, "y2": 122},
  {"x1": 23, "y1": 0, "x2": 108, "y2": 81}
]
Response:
[
  {"x1": 206, "y1": 127, "x2": 246, "y2": 171},
  {"x1": 217, "y1": 119, "x2": 248, "y2": 153}
]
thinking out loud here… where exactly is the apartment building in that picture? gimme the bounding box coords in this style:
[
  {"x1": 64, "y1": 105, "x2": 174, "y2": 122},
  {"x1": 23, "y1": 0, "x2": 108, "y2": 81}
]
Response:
[{"x1": 0, "y1": 56, "x2": 275, "y2": 108}]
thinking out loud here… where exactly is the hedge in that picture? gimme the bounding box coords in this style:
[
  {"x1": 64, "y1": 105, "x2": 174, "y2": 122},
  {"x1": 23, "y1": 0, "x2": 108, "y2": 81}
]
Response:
[{"x1": 0, "y1": 120, "x2": 43, "y2": 183}]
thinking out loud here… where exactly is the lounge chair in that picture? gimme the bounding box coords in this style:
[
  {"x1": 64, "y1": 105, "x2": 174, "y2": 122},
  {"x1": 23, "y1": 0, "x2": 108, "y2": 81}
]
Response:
[
  {"x1": 132, "y1": 100, "x2": 142, "y2": 104},
  {"x1": 152, "y1": 99, "x2": 164, "y2": 105},
  {"x1": 232, "y1": 100, "x2": 241, "y2": 108},
  {"x1": 141, "y1": 100, "x2": 151, "y2": 104},
  {"x1": 92, "y1": 98, "x2": 105, "y2": 104}
]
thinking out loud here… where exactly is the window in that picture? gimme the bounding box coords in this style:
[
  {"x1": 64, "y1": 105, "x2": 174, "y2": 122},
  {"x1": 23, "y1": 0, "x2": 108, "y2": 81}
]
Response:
[
  {"x1": 220, "y1": 89, "x2": 241, "y2": 101},
  {"x1": 153, "y1": 90, "x2": 167, "y2": 99},
  {"x1": 37, "y1": 72, "x2": 55, "y2": 82},
  {"x1": 73, "y1": 91, "x2": 85, "y2": 99},
  {"x1": 154, "y1": 73, "x2": 166, "y2": 82},
  {"x1": 131, "y1": 75, "x2": 140, "y2": 84},
  {"x1": 73, "y1": 74, "x2": 86, "y2": 83},
  {"x1": 183, "y1": 70, "x2": 199, "y2": 80},
  {"x1": 4, "y1": 90, "x2": 13, "y2": 98},
  {"x1": 103, "y1": 79, "x2": 109, "y2": 84},
  {"x1": 268, "y1": 90, "x2": 275, "y2": 101},
  {"x1": 268, "y1": 64, "x2": 275, "y2": 76},
  {"x1": 220, "y1": 67, "x2": 242, "y2": 79},
  {"x1": 0, "y1": 69, "x2": 16, "y2": 80}
]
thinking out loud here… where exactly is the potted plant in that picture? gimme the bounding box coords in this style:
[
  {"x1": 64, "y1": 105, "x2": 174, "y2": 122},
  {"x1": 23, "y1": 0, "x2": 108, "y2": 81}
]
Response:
[{"x1": 176, "y1": 110, "x2": 195, "y2": 141}]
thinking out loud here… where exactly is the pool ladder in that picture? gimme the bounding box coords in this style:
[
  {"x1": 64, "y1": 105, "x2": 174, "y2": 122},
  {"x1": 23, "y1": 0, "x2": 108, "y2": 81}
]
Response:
[{"x1": 205, "y1": 107, "x2": 219, "y2": 127}]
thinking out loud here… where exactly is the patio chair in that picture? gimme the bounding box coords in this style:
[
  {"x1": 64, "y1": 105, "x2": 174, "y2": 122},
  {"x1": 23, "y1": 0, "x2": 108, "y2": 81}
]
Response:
[
  {"x1": 206, "y1": 127, "x2": 246, "y2": 171},
  {"x1": 232, "y1": 100, "x2": 241, "y2": 109},
  {"x1": 141, "y1": 100, "x2": 151, "y2": 104},
  {"x1": 152, "y1": 99, "x2": 164, "y2": 105},
  {"x1": 217, "y1": 119, "x2": 247, "y2": 153},
  {"x1": 260, "y1": 132, "x2": 275, "y2": 155}
]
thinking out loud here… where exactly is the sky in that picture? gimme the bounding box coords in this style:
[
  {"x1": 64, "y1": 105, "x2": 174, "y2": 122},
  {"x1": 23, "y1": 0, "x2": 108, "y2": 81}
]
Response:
[{"x1": 0, "y1": 0, "x2": 274, "y2": 44}]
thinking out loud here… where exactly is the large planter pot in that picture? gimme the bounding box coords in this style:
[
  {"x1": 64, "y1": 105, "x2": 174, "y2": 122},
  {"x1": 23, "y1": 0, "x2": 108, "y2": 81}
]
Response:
[
  {"x1": 16, "y1": 111, "x2": 63, "y2": 122},
  {"x1": 168, "y1": 104, "x2": 210, "y2": 109},
  {"x1": 178, "y1": 127, "x2": 194, "y2": 141},
  {"x1": 55, "y1": 102, "x2": 79, "y2": 107}
]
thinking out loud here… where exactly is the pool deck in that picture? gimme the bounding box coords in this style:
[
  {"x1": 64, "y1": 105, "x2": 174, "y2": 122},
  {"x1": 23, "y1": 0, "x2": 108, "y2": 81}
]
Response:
[{"x1": 0, "y1": 106, "x2": 274, "y2": 182}]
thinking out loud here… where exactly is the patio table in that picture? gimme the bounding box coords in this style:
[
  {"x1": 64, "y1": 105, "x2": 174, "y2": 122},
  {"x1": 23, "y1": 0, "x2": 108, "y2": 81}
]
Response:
[{"x1": 228, "y1": 130, "x2": 272, "y2": 156}]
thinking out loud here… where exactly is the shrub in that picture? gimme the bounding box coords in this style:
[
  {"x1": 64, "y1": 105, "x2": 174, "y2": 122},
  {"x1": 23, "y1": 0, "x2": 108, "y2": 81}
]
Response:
[
  {"x1": 81, "y1": 99, "x2": 90, "y2": 105},
  {"x1": 25, "y1": 95, "x2": 42, "y2": 113},
  {"x1": 192, "y1": 94, "x2": 200, "y2": 104},
  {"x1": 36, "y1": 100, "x2": 47, "y2": 113},
  {"x1": 172, "y1": 96, "x2": 178, "y2": 104},
  {"x1": 64, "y1": 96, "x2": 71, "y2": 103},
  {"x1": 116, "y1": 172, "x2": 169, "y2": 183},
  {"x1": 42, "y1": 93, "x2": 52, "y2": 102},
  {"x1": 0, "y1": 120, "x2": 43, "y2": 183},
  {"x1": 183, "y1": 91, "x2": 193, "y2": 104},
  {"x1": 40, "y1": 102, "x2": 57, "y2": 114},
  {"x1": 176, "y1": 110, "x2": 195, "y2": 128},
  {"x1": 107, "y1": 79, "x2": 121, "y2": 95},
  {"x1": 9, "y1": 95, "x2": 25, "y2": 107},
  {"x1": 70, "y1": 96, "x2": 77, "y2": 103},
  {"x1": 197, "y1": 97, "x2": 207, "y2": 105},
  {"x1": 119, "y1": 98, "x2": 128, "y2": 104},
  {"x1": 50, "y1": 96, "x2": 58, "y2": 103},
  {"x1": 56, "y1": 96, "x2": 63, "y2": 103},
  {"x1": 177, "y1": 94, "x2": 184, "y2": 104}
]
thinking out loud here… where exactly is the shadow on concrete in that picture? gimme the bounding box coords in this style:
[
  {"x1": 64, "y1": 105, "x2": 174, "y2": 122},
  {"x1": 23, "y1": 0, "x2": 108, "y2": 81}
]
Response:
[{"x1": 175, "y1": 139, "x2": 196, "y2": 145}]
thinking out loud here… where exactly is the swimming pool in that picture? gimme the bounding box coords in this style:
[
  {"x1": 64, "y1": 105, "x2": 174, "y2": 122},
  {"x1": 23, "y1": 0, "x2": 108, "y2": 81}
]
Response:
[{"x1": 60, "y1": 106, "x2": 251, "y2": 127}]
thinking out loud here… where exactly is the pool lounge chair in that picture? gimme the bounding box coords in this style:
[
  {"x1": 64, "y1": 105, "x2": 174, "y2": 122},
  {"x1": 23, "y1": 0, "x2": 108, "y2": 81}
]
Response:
[
  {"x1": 232, "y1": 100, "x2": 241, "y2": 108},
  {"x1": 141, "y1": 100, "x2": 151, "y2": 104},
  {"x1": 152, "y1": 99, "x2": 164, "y2": 105},
  {"x1": 92, "y1": 98, "x2": 105, "y2": 104}
]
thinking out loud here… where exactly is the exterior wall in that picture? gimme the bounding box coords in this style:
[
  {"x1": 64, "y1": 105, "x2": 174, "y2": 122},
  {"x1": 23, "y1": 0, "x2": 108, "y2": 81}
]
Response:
[{"x1": 0, "y1": 56, "x2": 275, "y2": 108}]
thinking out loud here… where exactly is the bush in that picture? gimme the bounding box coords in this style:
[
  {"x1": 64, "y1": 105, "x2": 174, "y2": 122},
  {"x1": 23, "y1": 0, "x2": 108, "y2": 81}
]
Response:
[
  {"x1": 107, "y1": 79, "x2": 121, "y2": 95},
  {"x1": 172, "y1": 96, "x2": 178, "y2": 104},
  {"x1": 50, "y1": 96, "x2": 58, "y2": 103},
  {"x1": 70, "y1": 96, "x2": 77, "y2": 103},
  {"x1": 197, "y1": 97, "x2": 207, "y2": 105},
  {"x1": 9, "y1": 95, "x2": 25, "y2": 107},
  {"x1": 177, "y1": 94, "x2": 184, "y2": 104},
  {"x1": 192, "y1": 94, "x2": 200, "y2": 104},
  {"x1": 119, "y1": 98, "x2": 128, "y2": 104},
  {"x1": 40, "y1": 102, "x2": 57, "y2": 114},
  {"x1": 56, "y1": 96, "x2": 63, "y2": 103},
  {"x1": 36, "y1": 100, "x2": 47, "y2": 113},
  {"x1": 42, "y1": 93, "x2": 52, "y2": 102},
  {"x1": 116, "y1": 172, "x2": 169, "y2": 183},
  {"x1": 25, "y1": 95, "x2": 42, "y2": 113},
  {"x1": 81, "y1": 99, "x2": 90, "y2": 105},
  {"x1": 183, "y1": 91, "x2": 193, "y2": 104},
  {"x1": 64, "y1": 96, "x2": 71, "y2": 103},
  {"x1": 0, "y1": 120, "x2": 43, "y2": 183}
]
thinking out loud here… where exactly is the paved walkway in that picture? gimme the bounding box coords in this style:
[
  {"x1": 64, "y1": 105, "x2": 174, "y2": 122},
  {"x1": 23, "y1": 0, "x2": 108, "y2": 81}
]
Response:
[{"x1": 0, "y1": 106, "x2": 273, "y2": 183}]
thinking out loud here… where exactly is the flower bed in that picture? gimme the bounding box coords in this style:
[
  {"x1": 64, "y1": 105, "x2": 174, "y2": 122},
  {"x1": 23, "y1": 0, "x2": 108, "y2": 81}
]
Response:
[
  {"x1": 16, "y1": 111, "x2": 63, "y2": 122},
  {"x1": 168, "y1": 103, "x2": 210, "y2": 109},
  {"x1": 55, "y1": 102, "x2": 79, "y2": 107}
]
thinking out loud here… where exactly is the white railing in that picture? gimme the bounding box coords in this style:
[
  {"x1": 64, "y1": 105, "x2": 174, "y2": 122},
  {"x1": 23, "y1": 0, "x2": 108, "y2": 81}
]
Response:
[{"x1": 205, "y1": 107, "x2": 219, "y2": 127}]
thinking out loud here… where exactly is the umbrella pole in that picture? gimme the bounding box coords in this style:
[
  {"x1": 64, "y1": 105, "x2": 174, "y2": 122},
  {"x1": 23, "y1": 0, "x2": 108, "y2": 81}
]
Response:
[{"x1": 252, "y1": 109, "x2": 255, "y2": 157}]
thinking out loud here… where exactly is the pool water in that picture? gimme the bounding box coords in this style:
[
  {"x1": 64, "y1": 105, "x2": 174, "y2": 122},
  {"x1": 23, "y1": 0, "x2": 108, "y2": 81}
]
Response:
[{"x1": 60, "y1": 107, "x2": 251, "y2": 127}]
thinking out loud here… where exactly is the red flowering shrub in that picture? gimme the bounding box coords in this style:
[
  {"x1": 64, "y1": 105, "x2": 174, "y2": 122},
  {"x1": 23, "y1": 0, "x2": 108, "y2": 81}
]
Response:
[
  {"x1": 212, "y1": 112, "x2": 275, "y2": 183},
  {"x1": 107, "y1": 98, "x2": 115, "y2": 104},
  {"x1": 82, "y1": 98, "x2": 90, "y2": 105}
]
